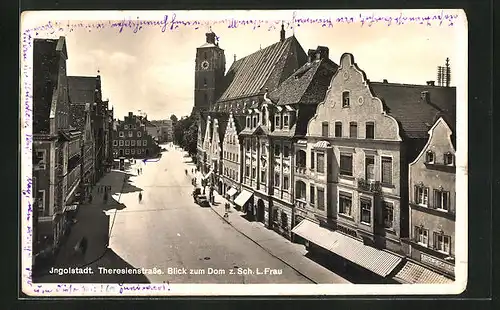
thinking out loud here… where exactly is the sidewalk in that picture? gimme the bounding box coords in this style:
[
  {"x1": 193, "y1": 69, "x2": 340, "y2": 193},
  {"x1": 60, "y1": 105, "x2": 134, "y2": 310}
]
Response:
[
  {"x1": 33, "y1": 168, "x2": 128, "y2": 282},
  {"x1": 188, "y1": 170, "x2": 350, "y2": 284}
]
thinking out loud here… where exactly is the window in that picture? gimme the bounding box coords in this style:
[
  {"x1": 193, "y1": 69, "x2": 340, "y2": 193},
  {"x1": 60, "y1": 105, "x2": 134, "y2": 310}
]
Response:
[
  {"x1": 295, "y1": 181, "x2": 306, "y2": 199},
  {"x1": 283, "y1": 114, "x2": 289, "y2": 127},
  {"x1": 281, "y1": 212, "x2": 288, "y2": 229},
  {"x1": 137, "y1": 149, "x2": 141, "y2": 154},
  {"x1": 316, "y1": 152, "x2": 325, "y2": 173},
  {"x1": 317, "y1": 187, "x2": 325, "y2": 210},
  {"x1": 296, "y1": 150, "x2": 306, "y2": 167},
  {"x1": 36, "y1": 190, "x2": 45, "y2": 216},
  {"x1": 119, "y1": 131, "x2": 124, "y2": 138},
  {"x1": 260, "y1": 170, "x2": 266, "y2": 184},
  {"x1": 274, "y1": 144, "x2": 281, "y2": 157},
  {"x1": 274, "y1": 172, "x2": 280, "y2": 187},
  {"x1": 261, "y1": 143, "x2": 267, "y2": 156},
  {"x1": 246, "y1": 140, "x2": 251, "y2": 152},
  {"x1": 415, "y1": 185, "x2": 429, "y2": 205},
  {"x1": 137, "y1": 140, "x2": 141, "y2": 146},
  {"x1": 335, "y1": 122, "x2": 342, "y2": 137},
  {"x1": 203, "y1": 77, "x2": 207, "y2": 87},
  {"x1": 275, "y1": 115, "x2": 281, "y2": 128},
  {"x1": 309, "y1": 185, "x2": 315, "y2": 205},
  {"x1": 365, "y1": 156, "x2": 375, "y2": 181},
  {"x1": 310, "y1": 151, "x2": 315, "y2": 169},
  {"x1": 252, "y1": 167, "x2": 256, "y2": 179},
  {"x1": 137, "y1": 131, "x2": 142, "y2": 137},
  {"x1": 124, "y1": 125, "x2": 129, "y2": 130},
  {"x1": 246, "y1": 116, "x2": 250, "y2": 128},
  {"x1": 131, "y1": 149, "x2": 135, "y2": 155},
  {"x1": 415, "y1": 226, "x2": 429, "y2": 246},
  {"x1": 143, "y1": 140, "x2": 147, "y2": 146},
  {"x1": 434, "y1": 233, "x2": 451, "y2": 254},
  {"x1": 339, "y1": 153, "x2": 353, "y2": 176},
  {"x1": 349, "y1": 122, "x2": 357, "y2": 138},
  {"x1": 434, "y1": 189, "x2": 450, "y2": 211},
  {"x1": 339, "y1": 192, "x2": 352, "y2": 216},
  {"x1": 342, "y1": 91, "x2": 350, "y2": 108},
  {"x1": 245, "y1": 165, "x2": 250, "y2": 177},
  {"x1": 128, "y1": 131, "x2": 133, "y2": 137},
  {"x1": 360, "y1": 199, "x2": 371, "y2": 224},
  {"x1": 383, "y1": 202, "x2": 394, "y2": 228},
  {"x1": 321, "y1": 121, "x2": 329, "y2": 137},
  {"x1": 283, "y1": 145, "x2": 290, "y2": 158},
  {"x1": 444, "y1": 152, "x2": 454, "y2": 165},
  {"x1": 366, "y1": 122, "x2": 374, "y2": 139},
  {"x1": 425, "y1": 151, "x2": 435, "y2": 163},
  {"x1": 381, "y1": 156, "x2": 392, "y2": 185},
  {"x1": 130, "y1": 140, "x2": 135, "y2": 146},
  {"x1": 252, "y1": 116, "x2": 258, "y2": 128},
  {"x1": 252, "y1": 140, "x2": 257, "y2": 152},
  {"x1": 113, "y1": 140, "x2": 118, "y2": 146},
  {"x1": 125, "y1": 140, "x2": 130, "y2": 146},
  {"x1": 262, "y1": 109, "x2": 267, "y2": 126},
  {"x1": 283, "y1": 175, "x2": 289, "y2": 190},
  {"x1": 273, "y1": 209, "x2": 279, "y2": 223},
  {"x1": 125, "y1": 149, "x2": 130, "y2": 155},
  {"x1": 119, "y1": 140, "x2": 124, "y2": 146}
]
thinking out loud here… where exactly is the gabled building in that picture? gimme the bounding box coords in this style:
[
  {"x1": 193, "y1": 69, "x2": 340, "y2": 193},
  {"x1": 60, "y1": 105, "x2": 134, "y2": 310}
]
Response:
[
  {"x1": 221, "y1": 112, "x2": 245, "y2": 202},
  {"x1": 291, "y1": 53, "x2": 456, "y2": 282},
  {"x1": 112, "y1": 112, "x2": 161, "y2": 159}
]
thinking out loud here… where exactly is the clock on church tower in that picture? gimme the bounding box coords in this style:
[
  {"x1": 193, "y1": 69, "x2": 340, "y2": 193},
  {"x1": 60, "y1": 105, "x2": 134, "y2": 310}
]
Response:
[{"x1": 194, "y1": 29, "x2": 226, "y2": 113}]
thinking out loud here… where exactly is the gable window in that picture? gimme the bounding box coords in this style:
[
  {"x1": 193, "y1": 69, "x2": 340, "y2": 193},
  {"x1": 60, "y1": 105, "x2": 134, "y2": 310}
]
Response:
[
  {"x1": 143, "y1": 140, "x2": 148, "y2": 146},
  {"x1": 383, "y1": 202, "x2": 394, "y2": 229},
  {"x1": 137, "y1": 149, "x2": 141, "y2": 154},
  {"x1": 137, "y1": 131, "x2": 142, "y2": 137},
  {"x1": 365, "y1": 155, "x2": 375, "y2": 181},
  {"x1": 425, "y1": 151, "x2": 435, "y2": 163},
  {"x1": 128, "y1": 131, "x2": 133, "y2": 137},
  {"x1": 342, "y1": 91, "x2": 350, "y2": 108},
  {"x1": 252, "y1": 115, "x2": 258, "y2": 128},
  {"x1": 283, "y1": 114, "x2": 289, "y2": 127},
  {"x1": 131, "y1": 149, "x2": 135, "y2": 155},
  {"x1": 246, "y1": 116, "x2": 251, "y2": 128},
  {"x1": 366, "y1": 122, "x2": 374, "y2": 139},
  {"x1": 119, "y1": 140, "x2": 124, "y2": 147},
  {"x1": 339, "y1": 192, "x2": 352, "y2": 216},
  {"x1": 316, "y1": 152, "x2": 325, "y2": 173},
  {"x1": 274, "y1": 144, "x2": 281, "y2": 157},
  {"x1": 124, "y1": 125, "x2": 129, "y2": 130},
  {"x1": 317, "y1": 187, "x2": 325, "y2": 211},
  {"x1": 274, "y1": 172, "x2": 280, "y2": 188},
  {"x1": 113, "y1": 140, "x2": 118, "y2": 146},
  {"x1": 283, "y1": 145, "x2": 290, "y2": 158},
  {"x1": 119, "y1": 131, "x2": 124, "y2": 138},
  {"x1": 125, "y1": 149, "x2": 130, "y2": 155},
  {"x1": 444, "y1": 152, "x2": 454, "y2": 166},
  {"x1": 335, "y1": 122, "x2": 342, "y2": 137},
  {"x1": 321, "y1": 121, "x2": 329, "y2": 137},
  {"x1": 262, "y1": 109, "x2": 267, "y2": 126},
  {"x1": 415, "y1": 226, "x2": 429, "y2": 246},
  {"x1": 131, "y1": 140, "x2": 135, "y2": 146},
  {"x1": 137, "y1": 140, "x2": 141, "y2": 146},
  {"x1": 309, "y1": 185, "x2": 315, "y2": 205},
  {"x1": 125, "y1": 140, "x2": 130, "y2": 146},
  {"x1": 349, "y1": 122, "x2": 358, "y2": 138},
  {"x1": 275, "y1": 115, "x2": 281, "y2": 129},
  {"x1": 381, "y1": 156, "x2": 393, "y2": 185},
  {"x1": 283, "y1": 175, "x2": 289, "y2": 191},
  {"x1": 415, "y1": 185, "x2": 429, "y2": 206},
  {"x1": 434, "y1": 232, "x2": 451, "y2": 254},
  {"x1": 360, "y1": 199, "x2": 371, "y2": 224},
  {"x1": 339, "y1": 153, "x2": 353, "y2": 176},
  {"x1": 434, "y1": 189, "x2": 450, "y2": 211}
]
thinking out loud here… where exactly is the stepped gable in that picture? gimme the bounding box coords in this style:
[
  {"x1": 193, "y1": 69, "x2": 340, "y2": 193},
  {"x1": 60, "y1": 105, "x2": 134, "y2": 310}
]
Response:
[{"x1": 370, "y1": 82, "x2": 456, "y2": 139}]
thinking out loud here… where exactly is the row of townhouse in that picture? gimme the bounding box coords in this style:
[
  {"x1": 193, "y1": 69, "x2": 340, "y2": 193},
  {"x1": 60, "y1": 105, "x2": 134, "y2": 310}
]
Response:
[
  {"x1": 32, "y1": 36, "x2": 114, "y2": 262},
  {"x1": 195, "y1": 28, "x2": 457, "y2": 284}
]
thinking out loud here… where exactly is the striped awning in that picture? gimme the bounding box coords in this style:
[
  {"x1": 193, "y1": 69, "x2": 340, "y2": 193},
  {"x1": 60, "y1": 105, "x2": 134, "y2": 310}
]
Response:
[
  {"x1": 394, "y1": 261, "x2": 454, "y2": 284},
  {"x1": 292, "y1": 219, "x2": 403, "y2": 277}
]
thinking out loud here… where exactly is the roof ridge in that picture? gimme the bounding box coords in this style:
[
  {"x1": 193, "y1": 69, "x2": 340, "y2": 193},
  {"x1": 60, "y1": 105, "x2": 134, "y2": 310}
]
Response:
[{"x1": 370, "y1": 81, "x2": 457, "y2": 89}]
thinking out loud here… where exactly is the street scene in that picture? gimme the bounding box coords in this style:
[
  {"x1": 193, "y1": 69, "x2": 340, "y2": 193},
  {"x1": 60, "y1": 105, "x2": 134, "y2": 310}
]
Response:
[{"x1": 26, "y1": 10, "x2": 465, "y2": 291}]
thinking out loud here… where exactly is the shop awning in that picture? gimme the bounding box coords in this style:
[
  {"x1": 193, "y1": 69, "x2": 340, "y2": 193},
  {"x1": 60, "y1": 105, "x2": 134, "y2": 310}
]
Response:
[
  {"x1": 393, "y1": 261, "x2": 454, "y2": 284},
  {"x1": 292, "y1": 219, "x2": 403, "y2": 277},
  {"x1": 234, "y1": 190, "x2": 253, "y2": 207},
  {"x1": 226, "y1": 187, "x2": 238, "y2": 197}
]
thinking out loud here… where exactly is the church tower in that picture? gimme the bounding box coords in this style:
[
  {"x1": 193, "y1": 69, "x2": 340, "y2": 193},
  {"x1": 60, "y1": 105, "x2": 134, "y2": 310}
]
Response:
[{"x1": 194, "y1": 28, "x2": 226, "y2": 113}]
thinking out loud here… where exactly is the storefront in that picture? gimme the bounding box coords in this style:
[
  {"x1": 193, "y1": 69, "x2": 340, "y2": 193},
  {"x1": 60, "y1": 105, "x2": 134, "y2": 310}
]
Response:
[
  {"x1": 234, "y1": 189, "x2": 254, "y2": 214},
  {"x1": 393, "y1": 260, "x2": 454, "y2": 284},
  {"x1": 226, "y1": 187, "x2": 238, "y2": 203}
]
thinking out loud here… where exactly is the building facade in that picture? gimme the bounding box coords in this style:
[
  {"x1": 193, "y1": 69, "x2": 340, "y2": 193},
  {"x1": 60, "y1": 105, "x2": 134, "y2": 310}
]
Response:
[
  {"x1": 404, "y1": 116, "x2": 456, "y2": 280},
  {"x1": 221, "y1": 112, "x2": 244, "y2": 202},
  {"x1": 112, "y1": 112, "x2": 161, "y2": 158}
]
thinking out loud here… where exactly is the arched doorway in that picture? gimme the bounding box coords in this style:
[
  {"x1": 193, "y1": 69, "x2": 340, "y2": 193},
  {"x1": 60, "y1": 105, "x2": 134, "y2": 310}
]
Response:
[{"x1": 257, "y1": 199, "x2": 265, "y2": 223}]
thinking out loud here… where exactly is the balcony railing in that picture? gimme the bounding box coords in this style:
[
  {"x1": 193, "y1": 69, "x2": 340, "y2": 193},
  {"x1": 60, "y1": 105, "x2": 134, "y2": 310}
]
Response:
[
  {"x1": 295, "y1": 166, "x2": 307, "y2": 175},
  {"x1": 295, "y1": 199, "x2": 306, "y2": 209},
  {"x1": 357, "y1": 178, "x2": 381, "y2": 193}
]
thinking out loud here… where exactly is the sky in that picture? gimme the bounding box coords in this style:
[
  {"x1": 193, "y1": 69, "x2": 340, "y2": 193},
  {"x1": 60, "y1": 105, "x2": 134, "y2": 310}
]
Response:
[{"x1": 22, "y1": 10, "x2": 467, "y2": 121}]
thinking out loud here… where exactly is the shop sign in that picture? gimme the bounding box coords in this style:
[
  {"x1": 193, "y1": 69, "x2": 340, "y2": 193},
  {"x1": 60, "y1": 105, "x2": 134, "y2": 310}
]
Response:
[{"x1": 420, "y1": 253, "x2": 455, "y2": 274}]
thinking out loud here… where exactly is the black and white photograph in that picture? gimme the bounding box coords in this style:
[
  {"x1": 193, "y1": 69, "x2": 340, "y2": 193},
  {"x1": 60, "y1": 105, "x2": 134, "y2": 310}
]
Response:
[{"x1": 20, "y1": 9, "x2": 467, "y2": 296}]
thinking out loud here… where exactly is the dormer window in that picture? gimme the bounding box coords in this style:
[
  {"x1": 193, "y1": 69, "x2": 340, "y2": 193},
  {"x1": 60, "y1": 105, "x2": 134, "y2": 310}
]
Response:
[
  {"x1": 321, "y1": 121, "x2": 329, "y2": 137},
  {"x1": 425, "y1": 151, "x2": 435, "y2": 163},
  {"x1": 262, "y1": 108, "x2": 267, "y2": 126},
  {"x1": 444, "y1": 152, "x2": 454, "y2": 166},
  {"x1": 246, "y1": 116, "x2": 250, "y2": 128},
  {"x1": 283, "y1": 114, "x2": 289, "y2": 127},
  {"x1": 342, "y1": 91, "x2": 350, "y2": 108},
  {"x1": 275, "y1": 114, "x2": 281, "y2": 129},
  {"x1": 252, "y1": 115, "x2": 258, "y2": 128}
]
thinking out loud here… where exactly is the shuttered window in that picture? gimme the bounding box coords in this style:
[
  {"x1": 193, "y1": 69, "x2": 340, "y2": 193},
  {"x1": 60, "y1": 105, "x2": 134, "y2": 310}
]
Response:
[{"x1": 381, "y1": 156, "x2": 392, "y2": 185}]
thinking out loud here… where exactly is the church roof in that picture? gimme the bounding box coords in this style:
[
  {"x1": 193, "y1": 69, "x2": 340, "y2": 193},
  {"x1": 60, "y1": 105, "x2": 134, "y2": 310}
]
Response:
[
  {"x1": 369, "y1": 82, "x2": 456, "y2": 139},
  {"x1": 216, "y1": 36, "x2": 308, "y2": 104},
  {"x1": 68, "y1": 76, "x2": 97, "y2": 105}
]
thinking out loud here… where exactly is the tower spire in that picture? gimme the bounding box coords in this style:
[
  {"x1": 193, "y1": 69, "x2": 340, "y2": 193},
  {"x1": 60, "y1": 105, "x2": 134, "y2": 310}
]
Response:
[{"x1": 280, "y1": 21, "x2": 285, "y2": 42}]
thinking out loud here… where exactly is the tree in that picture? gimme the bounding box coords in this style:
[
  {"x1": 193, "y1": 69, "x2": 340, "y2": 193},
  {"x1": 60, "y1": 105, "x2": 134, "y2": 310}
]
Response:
[{"x1": 170, "y1": 114, "x2": 178, "y2": 123}]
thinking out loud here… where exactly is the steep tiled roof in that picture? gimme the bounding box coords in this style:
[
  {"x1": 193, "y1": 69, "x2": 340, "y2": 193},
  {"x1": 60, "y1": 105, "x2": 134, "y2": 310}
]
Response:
[
  {"x1": 269, "y1": 57, "x2": 338, "y2": 106},
  {"x1": 370, "y1": 82, "x2": 456, "y2": 139},
  {"x1": 68, "y1": 76, "x2": 97, "y2": 105},
  {"x1": 70, "y1": 103, "x2": 87, "y2": 131},
  {"x1": 216, "y1": 36, "x2": 308, "y2": 104}
]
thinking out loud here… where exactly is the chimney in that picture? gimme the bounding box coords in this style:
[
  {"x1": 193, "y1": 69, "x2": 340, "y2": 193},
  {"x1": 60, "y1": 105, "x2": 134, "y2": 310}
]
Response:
[
  {"x1": 383, "y1": 79, "x2": 388, "y2": 83},
  {"x1": 280, "y1": 22, "x2": 285, "y2": 42},
  {"x1": 426, "y1": 80, "x2": 435, "y2": 86},
  {"x1": 234, "y1": 54, "x2": 236, "y2": 62},
  {"x1": 420, "y1": 91, "x2": 430, "y2": 103},
  {"x1": 315, "y1": 46, "x2": 329, "y2": 60},
  {"x1": 206, "y1": 28, "x2": 216, "y2": 44},
  {"x1": 307, "y1": 49, "x2": 316, "y2": 62}
]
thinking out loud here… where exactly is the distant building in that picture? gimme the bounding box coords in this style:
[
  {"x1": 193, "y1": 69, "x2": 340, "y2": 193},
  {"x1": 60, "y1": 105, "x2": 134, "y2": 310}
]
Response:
[
  {"x1": 112, "y1": 112, "x2": 160, "y2": 158},
  {"x1": 151, "y1": 119, "x2": 173, "y2": 143},
  {"x1": 142, "y1": 118, "x2": 161, "y2": 142}
]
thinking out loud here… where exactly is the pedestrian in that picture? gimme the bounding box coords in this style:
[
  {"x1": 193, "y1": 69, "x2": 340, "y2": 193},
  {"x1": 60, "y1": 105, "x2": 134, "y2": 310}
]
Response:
[
  {"x1": 103, "y1": 191, "x2": 108, "y2": 204},
  {"x1": 88, "y1": 194, "x2": 93, "y2": 204}
]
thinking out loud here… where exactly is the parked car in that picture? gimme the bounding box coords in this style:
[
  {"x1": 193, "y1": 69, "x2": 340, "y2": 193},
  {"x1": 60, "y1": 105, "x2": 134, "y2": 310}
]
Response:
[
  {"x1": 192, "y1": 188, "x2": 201, "y2": 202},
  {"x1": 195, "y1": 195, "x2": 210, "y2": 207}
]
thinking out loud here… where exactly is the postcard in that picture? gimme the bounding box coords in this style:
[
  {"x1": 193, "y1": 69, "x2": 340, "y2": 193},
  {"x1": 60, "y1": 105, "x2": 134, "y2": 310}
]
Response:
[{"x1": 20, "y1": 9, "x2": 467, "y2": 296}]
